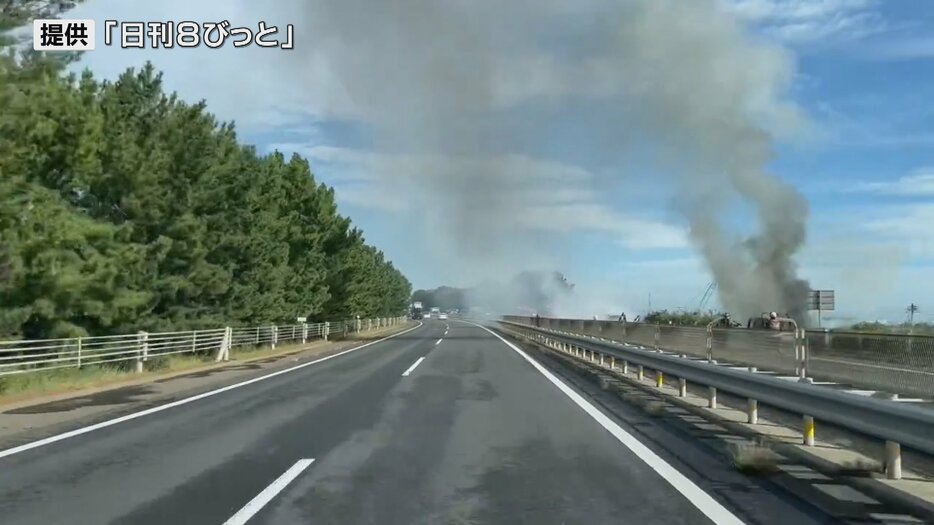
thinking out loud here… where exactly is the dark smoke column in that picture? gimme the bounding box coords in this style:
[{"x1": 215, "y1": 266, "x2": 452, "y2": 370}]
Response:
[{"x1": 609, "y1": 1, "x2": 812, "y2": 324}]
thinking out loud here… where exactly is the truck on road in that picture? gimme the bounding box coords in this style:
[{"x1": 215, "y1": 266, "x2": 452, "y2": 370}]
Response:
[{"x1": 410, "y1": 301, "x2": 424, "y2": 320}]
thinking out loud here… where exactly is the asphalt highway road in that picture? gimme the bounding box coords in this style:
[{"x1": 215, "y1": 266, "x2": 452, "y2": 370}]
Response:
[{"x1": 0, "y1": 320, "x2": 829, "y2": 525}]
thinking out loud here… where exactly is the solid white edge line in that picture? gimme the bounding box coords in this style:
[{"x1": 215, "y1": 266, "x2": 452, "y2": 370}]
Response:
[
  {"x1": 223, "y1": 458, "x2": 315, "y2": 525},
  {"x1": 0, "y1": 323, "x2": 424, "y2": 460},
  {"x1": 467, "y1": 321, "x2": 745, "y2": 525},
  {"x1": 402, "y1": 356, "x2": 426, "y2": 376}
]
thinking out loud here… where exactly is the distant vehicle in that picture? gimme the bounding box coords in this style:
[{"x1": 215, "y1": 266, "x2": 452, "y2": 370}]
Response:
[
  {"x1": 423, "y1": 312, "x2": 431, "y2": 319},
  {"x1": 439, "y1": 313, "x2": 449, "y2": 320},
  {"x1": 410, "y1": 301, "x2": 424, "y2": 320},
  {"x1": 709, "y1": 314, "x2": 742, "y2": 328},
  {"x1": 747, "y1": 312, "x2": 796, "y2": 332}
]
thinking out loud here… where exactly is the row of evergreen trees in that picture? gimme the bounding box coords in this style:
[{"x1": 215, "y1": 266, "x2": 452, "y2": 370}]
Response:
[{"x1": 0, "y1": 32, "x2": 410, "y2": 339}]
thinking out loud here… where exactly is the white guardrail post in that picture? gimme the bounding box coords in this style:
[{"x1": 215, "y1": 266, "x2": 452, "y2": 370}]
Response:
[
  {"x1": 216, "y1": 329, "x2": 226, "y2": 361},
  {"x1": 216, "y1": 327, "x2": 232, "y2": 362},
  {"x1": 748, "y1": 367, "x2": 758, "y2": 424},
  {"x1": 795, "y1": 328, "x2": 803, "y2": 378},
  {"x1": 324, "y1": 322, "x2": 330, "y2": 341},
  {"x1": 136, "y1": 331, "x2": 149, "y2": 373},
  {"x1": 302, "y1": 323, "x2": 308, "y2": 344},
  {"x1": 76, "y1": 336, "x2": 83, "y2": 369},
  {"x1": 886, "y1": 441, "x2": 902, "y2": 480},
  {"x1": 271, "y1": 325, "x2": 278, "y2": 350},
  {"x1": 705, "y1": 324, "x2": 713, "y2": 362},
  {"x1": 800, "y1": 328, "x2": 809, "y2": 379}
]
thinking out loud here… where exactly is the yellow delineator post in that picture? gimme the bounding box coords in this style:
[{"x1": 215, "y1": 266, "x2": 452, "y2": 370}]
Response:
[
  {"x1": 803, "y1": 415, "x2": 815, "y2": 446},
  {"x1": 655, "y1": 371, "x2": 663, "y2": 388}
]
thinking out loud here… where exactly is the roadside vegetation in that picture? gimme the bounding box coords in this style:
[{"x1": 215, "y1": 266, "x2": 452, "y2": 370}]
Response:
[
  {"x1": 847, "y1": 322, "x2": 934, "y2": 335},
  {"x1": 0, "y1": 6, "x2": 410, "y2": 343},
  {"x1": 729, "y1": 440, "x2": 781, "y2": 476},
  {"x1": 643, "y1": 310, "x2": 724, "y2": 326}
]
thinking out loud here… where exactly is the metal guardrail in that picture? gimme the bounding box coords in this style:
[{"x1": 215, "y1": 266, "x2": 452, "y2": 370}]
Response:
[
  {"x1": 0, "y1": 317, "x2": 407, "y2": 377},
  {"x1": 504, "y1": 316, "x2": 934, "y2": 398},
  {"x1": 500, "y1": 320, "x2": 934, "y2": 479}
]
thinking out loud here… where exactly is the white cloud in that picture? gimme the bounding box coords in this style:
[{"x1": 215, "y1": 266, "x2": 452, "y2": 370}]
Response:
[
  {"x1": 728, "y1": 0, "x2": 875, "y2": 21},
  {"x1": 855, "y1": 168, "x2": 934, "y2": 196},
  {"x1": 725, "y1": 0, "x2": 887, "y2": 45},
  {"x1": 274, "y1": 145, "x2": 691, "y2": 250},
  {"x1": 308, "y1": 146, "x2": 687, "y2": 249},
  {"x1": 807, "y1": 95, "x2": 934, "y2": 150},
  {"x1": 861, "y1": 204, "x2": 934, "y2": 258},
  {"x1": 517, "y1": 203, "x2": 688, "y2": 250}
]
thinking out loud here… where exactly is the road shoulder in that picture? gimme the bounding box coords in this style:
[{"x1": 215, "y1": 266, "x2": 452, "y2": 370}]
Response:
[{"x1": 494, "y1": 322, "x2": 934, "y2": 524}]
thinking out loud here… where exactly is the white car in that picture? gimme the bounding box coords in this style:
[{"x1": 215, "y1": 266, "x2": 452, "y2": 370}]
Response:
[
  {"x1": 423, "y1": 313, "x2": 431, "y2": 319},
  {"x1": 439, "y1": 313, "x2": 449, "y2": 320}
]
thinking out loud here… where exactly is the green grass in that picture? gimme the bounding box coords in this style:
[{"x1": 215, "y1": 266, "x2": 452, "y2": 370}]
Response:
[
  {"x1": 729, "y1": 441, "x2": 781, "y2": 475},
  {"x1": 0, "y1": 364, "x2": 134, "y2": 399},
  {"x1": 643, "y1": 400, "x2": 668, "y2": 416},
  {"x1": 621, "y1": 391, "x2": 646, "y2": 406},
  {"x1": 0, "y1": 352, "x2": 219, "y2": 402},
  {"x1": 836, "y1": 458, "x2": 882, "y2": 477}
]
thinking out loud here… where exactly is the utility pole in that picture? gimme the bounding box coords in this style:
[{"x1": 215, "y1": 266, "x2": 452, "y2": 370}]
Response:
[
  {"x1": 907, "y1": 303, "x2": 919, "y2": 331},
  {"x1": 906, "y1": 303, "x2": 919, "y2": 352},
  {"x1": 907, "y1": 303, "x2": 919, "y2": 323}
]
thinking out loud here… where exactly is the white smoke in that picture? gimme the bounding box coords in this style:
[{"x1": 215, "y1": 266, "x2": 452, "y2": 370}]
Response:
[{"x1": 281, "y1": 0, "x2": 812, "y2": 319}]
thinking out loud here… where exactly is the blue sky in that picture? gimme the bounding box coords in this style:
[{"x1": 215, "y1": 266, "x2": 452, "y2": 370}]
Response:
[{"x1": 62, "y1": 0, "x2": 934, "y2": 323}]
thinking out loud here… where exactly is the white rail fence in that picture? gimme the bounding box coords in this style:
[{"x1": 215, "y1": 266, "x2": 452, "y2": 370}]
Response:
[{"x1": 0, "y1": 317, "x2": 407, "y2": 377}]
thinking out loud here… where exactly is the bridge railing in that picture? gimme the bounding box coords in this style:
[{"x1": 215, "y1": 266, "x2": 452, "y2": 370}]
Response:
[
  {"x1": 506, "y1": 316, "x2": 934, "y2": 398},
  {"x1": 0, "y1": 316, "x2": 407, "y2": 377},
  {"x1": 805, "y1": 330, "x2": 934, "y2": 398}
]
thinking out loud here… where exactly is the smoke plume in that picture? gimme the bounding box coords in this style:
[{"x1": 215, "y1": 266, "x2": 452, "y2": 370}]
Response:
[{"x1": 285, "y1": 0, "x2": 811, "y2": 320}]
